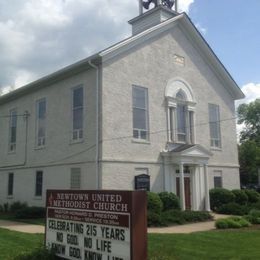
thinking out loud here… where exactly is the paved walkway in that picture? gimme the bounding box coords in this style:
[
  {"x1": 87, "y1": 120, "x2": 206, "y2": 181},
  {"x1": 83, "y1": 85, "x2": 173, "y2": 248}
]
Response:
[
  {"x1": 0, "y1": 214, "x2": 229, "y2": 234},
  {"x1": 0, "y1": 220, "x2": 45, "y2": 234},
  {"x1": 148, "y1": 213, "x2": 229, "y2": 234}
]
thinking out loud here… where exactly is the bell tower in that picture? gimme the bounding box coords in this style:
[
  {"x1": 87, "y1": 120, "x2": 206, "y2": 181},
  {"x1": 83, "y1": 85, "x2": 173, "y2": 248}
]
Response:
[{"x1": 129, "y1": 0, "x2": 179, "y2": 35}]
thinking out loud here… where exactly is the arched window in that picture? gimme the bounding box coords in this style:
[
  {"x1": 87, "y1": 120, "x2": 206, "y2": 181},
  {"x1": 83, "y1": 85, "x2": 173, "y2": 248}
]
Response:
[{"x1": 165, "y1": 80, "x2": 196, "y2": 144}]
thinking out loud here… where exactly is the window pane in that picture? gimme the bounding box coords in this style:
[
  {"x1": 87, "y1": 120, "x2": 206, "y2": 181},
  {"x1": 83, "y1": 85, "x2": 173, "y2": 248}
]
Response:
[
  {"x1": 209, "y1": 104, "x2": 221, "y2": 147},
  {"x1": 73, "y1": 108, "x2": 83, "y2": 130},
  {"x1": 73, "y1": 87, "x2": 83, "y2": 108},
  {"x1": 38, "y1": 100, "x2": 46, "y2": 119},
  {"x1": 214, "y1": 176, "x2": 222, "y2": 188},
  {"x1": 177, "y1": 104, "x2": 186, "y2": 134},
  {"x1": 133, "y1": 108, "x2": 146, "y2": 129},
  {"x1": 133, "y1": 87, "x2": 146, "y2": 109},
  {"x1": 71, "y1": 168, "x2": 81, "y2": 189},
  {"x1": 8, "y1": 173, "x2": 14, "y2": 196},
  {"x1": 35, "y1": 171, "x2": 43, "y2": 196}
]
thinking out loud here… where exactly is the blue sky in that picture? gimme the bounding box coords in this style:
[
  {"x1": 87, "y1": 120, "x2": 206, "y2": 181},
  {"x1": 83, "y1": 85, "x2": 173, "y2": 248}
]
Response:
[
  {"x1": 0, "y1": 0, "x2": 259, "y2": 102},
  {"x1": 189, "y1": 0, "x2": 260, "y2": 86}
]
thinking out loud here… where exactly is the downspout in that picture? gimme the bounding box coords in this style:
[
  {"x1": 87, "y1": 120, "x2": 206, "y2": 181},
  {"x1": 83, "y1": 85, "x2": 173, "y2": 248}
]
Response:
[
  {"x1": 0, "y1": 111, "x2": 29, "y2": 169},
  {"x1": 88, "y1": 60, "x2": 100, "y2": 189}
]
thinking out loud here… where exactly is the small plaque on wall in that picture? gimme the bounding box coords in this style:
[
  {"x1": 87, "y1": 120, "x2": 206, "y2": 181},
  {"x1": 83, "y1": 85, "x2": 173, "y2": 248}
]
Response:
[{"x1": 135, "y1": 174, "x2": 150, "y2": 191}]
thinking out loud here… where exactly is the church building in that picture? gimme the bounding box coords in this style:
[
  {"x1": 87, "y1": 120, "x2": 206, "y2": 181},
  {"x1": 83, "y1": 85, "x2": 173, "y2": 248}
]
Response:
[{"x1": 0, "y1": 0, "x2": 244, "y2": 210}]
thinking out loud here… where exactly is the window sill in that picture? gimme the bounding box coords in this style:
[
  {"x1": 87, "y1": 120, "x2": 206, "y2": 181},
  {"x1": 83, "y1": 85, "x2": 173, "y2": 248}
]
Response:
[
  {"x1": 70, "y1": 139, "x2": 84, "y2": 145},
  {"x1": 34, "y1": 196, "x2": 43, "y2": 200},
  {"x1": 7, "y1": 196, "x2": 13, "y2": 199},
  {"x1": 210, "y1": 147, "x2": 222, "y2": 151},
  {"x1": 132, "y1": 139, "x2": 150, "y2": 145},
  {"x1": 34, "y1": 146, "x2": 46, "y2": 151},
  {"x1": 7, "y1": 151, "x2": 16, "y2": 155}
]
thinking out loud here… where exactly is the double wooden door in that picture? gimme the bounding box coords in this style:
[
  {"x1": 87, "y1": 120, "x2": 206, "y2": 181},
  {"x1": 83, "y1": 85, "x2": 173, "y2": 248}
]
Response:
[{"x1": 176, "y1": 177, "x2": 191, "y2": 210}]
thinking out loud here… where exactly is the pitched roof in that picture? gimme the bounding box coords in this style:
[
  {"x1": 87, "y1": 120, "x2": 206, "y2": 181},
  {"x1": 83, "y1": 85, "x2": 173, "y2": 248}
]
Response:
[{"x1": 0, "y1": 12, "x2": 244, "y2": 104}]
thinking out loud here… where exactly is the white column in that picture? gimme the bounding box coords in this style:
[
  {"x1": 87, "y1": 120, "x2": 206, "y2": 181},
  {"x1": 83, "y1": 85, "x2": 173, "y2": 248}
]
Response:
[
  {"x1": 167, "y1": 107, "x2": 171, "y2": 142},
  {"x1": 185, "y1": 107, "x2": 190, "y2": 144},
  {"x1": 138, "y1": 0, "x2": 143, "y2": 14},
  {"x1": 204, "y1": 164, "x2": 211, "y2": 211},
  {"x1": 179, "y1": 163, "x2": 185, "y2": 210},
  {"x1": 164, "y1": 158, "x2": 171, "y2": 192}
]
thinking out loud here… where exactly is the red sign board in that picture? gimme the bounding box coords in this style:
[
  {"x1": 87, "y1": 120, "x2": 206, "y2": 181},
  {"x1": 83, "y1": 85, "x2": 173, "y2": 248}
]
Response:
[{"x1": 45, "y1": 190, "x2": 147, "y2": 260}]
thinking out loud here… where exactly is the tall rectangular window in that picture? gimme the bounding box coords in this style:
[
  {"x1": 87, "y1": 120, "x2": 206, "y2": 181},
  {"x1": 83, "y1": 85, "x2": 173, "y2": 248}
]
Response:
[
  {"x1": 70, "y1": 168, "x2": 81, "y2": 189},
  {"x1": 214, "y1": 176, "x2": 222, "y2": 188},
  {"x1": 35, "y1": 171, "x2": 43, "y2": 197},
  {"x1": 36, "y1": 98, "x2": 46, "y2": 147},
  {"x1": 72, "y1": 86, "x2": 83, "y2": 141},
  {"x1": 8, "y1": 173, "x2": 14, "y2": 196},
  {"x1": 9, "y1": 109, "x2": 17, "y2": 152},
  {"x1": 132, "y1": 86, "x2": 149, "y2": 140},
  {"x1": 177, "y1": 104, "x2": 186, "y2": 142},
  {"x1": 209, "y1": 104, "x2": 221, "y2": 148}
]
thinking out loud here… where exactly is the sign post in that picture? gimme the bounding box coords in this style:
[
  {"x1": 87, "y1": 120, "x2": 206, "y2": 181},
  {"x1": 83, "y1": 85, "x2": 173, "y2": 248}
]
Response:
[{"x1": 45, "y1": 190, "x2": 147, "y2": 260}]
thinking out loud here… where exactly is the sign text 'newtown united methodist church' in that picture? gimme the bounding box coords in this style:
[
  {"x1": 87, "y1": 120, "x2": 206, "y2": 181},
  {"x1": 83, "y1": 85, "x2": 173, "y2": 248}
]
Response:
[{"x1": 45, "y1": 190, "x2": 147, "y2": 260}]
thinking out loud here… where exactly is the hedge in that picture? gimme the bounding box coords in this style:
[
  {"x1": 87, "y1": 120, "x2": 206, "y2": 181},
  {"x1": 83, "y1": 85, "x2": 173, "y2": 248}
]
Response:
[
  {"x1": 158, "y1": 192, "x2": 180, "y2": 211},
  {"x1": 216, "y1": 202, "x2": 250, "y2": 216},
  {"x1": 210, "y1": 188, "x2": 235, "y2": 211},
  {"x1": 147, "y1": 192, "x2": 163, "y2": 226},
  {"x1": 215, "y1": 217, "x2": 251, "y2": 229},
  {"x1": 232, "y1": 189, "x2": 248, "y2": 205}
]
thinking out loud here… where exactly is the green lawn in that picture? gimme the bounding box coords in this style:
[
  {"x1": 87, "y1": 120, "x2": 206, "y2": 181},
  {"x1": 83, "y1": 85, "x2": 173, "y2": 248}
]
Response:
[
  {"x1": 1, "y1": 227, "x2": 260, "y2": 259},
  {"x1": 148, "y1": 229, "x2": 260, "y2": 260},
  {"x1": 0, "y1": 228, "x2": 43, "y2": 260}
]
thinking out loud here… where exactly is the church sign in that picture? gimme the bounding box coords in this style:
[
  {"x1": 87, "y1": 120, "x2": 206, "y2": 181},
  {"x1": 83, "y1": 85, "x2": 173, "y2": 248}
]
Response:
[{"x1": 45, "y1": 190, "x2": 147, "y2": 260}]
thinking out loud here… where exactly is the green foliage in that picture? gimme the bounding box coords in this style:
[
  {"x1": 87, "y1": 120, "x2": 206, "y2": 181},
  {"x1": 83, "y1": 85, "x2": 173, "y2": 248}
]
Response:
[
  {"x1": 237, "y1": 99, "x2": 260, "y2": 144},
  {"x1": 161, "y1": 210, "x2": 212, "y2": 226},
  {"x1": 245, "y1": 209, "x2": 260, "y2": 224},
  {"x1": 158, "y1": 192, "x2": 180, "y2": 211},
  {"x1": 15, "y1": 207, "x2": 46, "y2": 219},
  {"x1": 239, "y1": 140, "x2": 260, "y2": 185},
  {"x1": 13, "y1": 247, "x2": 59, "y2": 260},
  {"x1": 216, "y1": 202, "x2": 250, "y2": 216},
  {"x1": 147, "y1": 192, "x2": 163, "y2": 226},
  {"x1": 215, "y1": 217, "x2": 251, "y2": 229},
  {"x1": 244, "y1": 189, "x2": 260, "y2": 203},
  {"x1": 0, "y1": 205, "x2": 3, "y2": 212},
  {"x1": 10, "y1": 201, "x2": 28, "y2": 213},
  {"x1": 3, "y1": 203, "x2": 9, "y2": 212},
  {"x1": 209, "y1": 188, "x2": 235, "y2": 211},
  {"x1": 232, "y1": 189, "x2": 248, "y2": 205}
]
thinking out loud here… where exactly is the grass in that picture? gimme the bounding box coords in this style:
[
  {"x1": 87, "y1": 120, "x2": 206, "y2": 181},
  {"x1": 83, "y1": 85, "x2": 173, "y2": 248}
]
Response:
[
  {"x1": 0, "y1": 228, "x2": 43, "y2": 260},
  {"x1": 148, "y1": 229, "x2": 260, "y2": 259},
  {"x1": 1, "y1": 227, "x2": 260, "y2": 259},
  {"x1": 0, "y1": 213, "x2": 45, "y2": 225}
]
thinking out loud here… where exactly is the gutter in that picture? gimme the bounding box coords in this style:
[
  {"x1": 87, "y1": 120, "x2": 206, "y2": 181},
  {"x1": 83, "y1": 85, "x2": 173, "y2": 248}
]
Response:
[{"x1": 88, "y1": 60, "x2": 100, "y2": 189}]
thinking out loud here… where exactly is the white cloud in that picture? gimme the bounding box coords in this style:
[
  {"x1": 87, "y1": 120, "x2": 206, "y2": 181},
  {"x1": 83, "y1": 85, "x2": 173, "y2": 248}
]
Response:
[
  {"x1": 0, "y1": 0, "x2": 195, "y2": 96},
  {"x1": 178, "y1": 0, "x2": 194, "y2": 13},
  {"x1": 195, "y1": 23, "x2": 207, "y2": 35}
]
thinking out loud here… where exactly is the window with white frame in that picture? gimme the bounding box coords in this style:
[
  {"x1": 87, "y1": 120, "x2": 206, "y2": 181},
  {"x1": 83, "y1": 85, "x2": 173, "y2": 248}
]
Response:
[
  {"x1": 167, "y1": 89, "x2": 195, "y2": 144},
  {"x1": 72, "y1": 86, "x2": 83, "y2": 141},
  {"x1": 9, "y1": 109, "x2": 17, "y2": 152},
  {"x1": 70, "y1": 168, "x2": 81, "y2": 189},
  {"x1": 36, "y1": 98, "x2": 46, "y2": 147},
  {"x1": 35, "y1": 171, "x2": 43, "y2": 197},
  {"x1": 132, "y1": 86, "x2": 149, "y2": 140},
  {"x1": 208, "y1": 104, "x2": 221, "y2": 148},
  {"x1": 8, "y1": 173, "x2": 14, "y2": 196}
]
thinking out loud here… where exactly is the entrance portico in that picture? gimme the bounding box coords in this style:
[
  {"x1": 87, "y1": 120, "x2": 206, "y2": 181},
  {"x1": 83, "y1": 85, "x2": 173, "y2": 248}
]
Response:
[{"x1": 162, "y1": 144, "x2": 212, "y2": 211}]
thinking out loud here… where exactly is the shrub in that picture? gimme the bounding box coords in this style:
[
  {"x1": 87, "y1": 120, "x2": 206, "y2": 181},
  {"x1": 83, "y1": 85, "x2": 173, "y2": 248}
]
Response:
[
  {"x1": 147, "y1": 192, "x2": 163, "y2": 226},
  {"x1": 244, "y1": 189, "x2": 260, "y2": 203},
  {"x1": 216, "y1": 202, "x2": 250, "y2": 216},
  {"x1": 232, "y1": 189, "x2": 248, "y2": 205},
  {"x1": 13, "y1": 247, "x2": 59, "y2": 260},
  {"x1": 210, "y1": 188, "x2": 235, "y2": 211},
  {"x1": 15, "y1": 207, "x2": 46, "y2": 219},
  {"x1": 215, "y1": 217, "x2": 250, "y2": 229},
  {"x1": 0, "y1": 205, "x2": 3, "y2": 212},
  {"x1": 10, "y1": 201, "x2": 28, "y2": 213},
  {"x1": 245, "y1": 209, "x2": 260, "y2": 224},
  {"x1": 158, "y1": 192, "x2": 180, "y2": 211},
  {"x1": 161, "y1": 210, "x2": 212, "y2": 226}
]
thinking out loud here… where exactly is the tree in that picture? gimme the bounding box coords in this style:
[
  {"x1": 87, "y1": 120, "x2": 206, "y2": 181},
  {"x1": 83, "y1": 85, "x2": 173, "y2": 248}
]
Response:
[
  {"x1": 237, "y1": 99, "x2": 260, "y2": 185},
  {"x1": 237, "y1": 99, "x2": 260, "y2": 145}
]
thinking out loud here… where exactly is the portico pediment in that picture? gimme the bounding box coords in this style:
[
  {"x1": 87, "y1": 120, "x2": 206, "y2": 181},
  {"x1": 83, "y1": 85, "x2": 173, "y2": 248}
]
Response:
[{"x1": 162, "y1": 144, "x2": 212, "y2": 162}]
